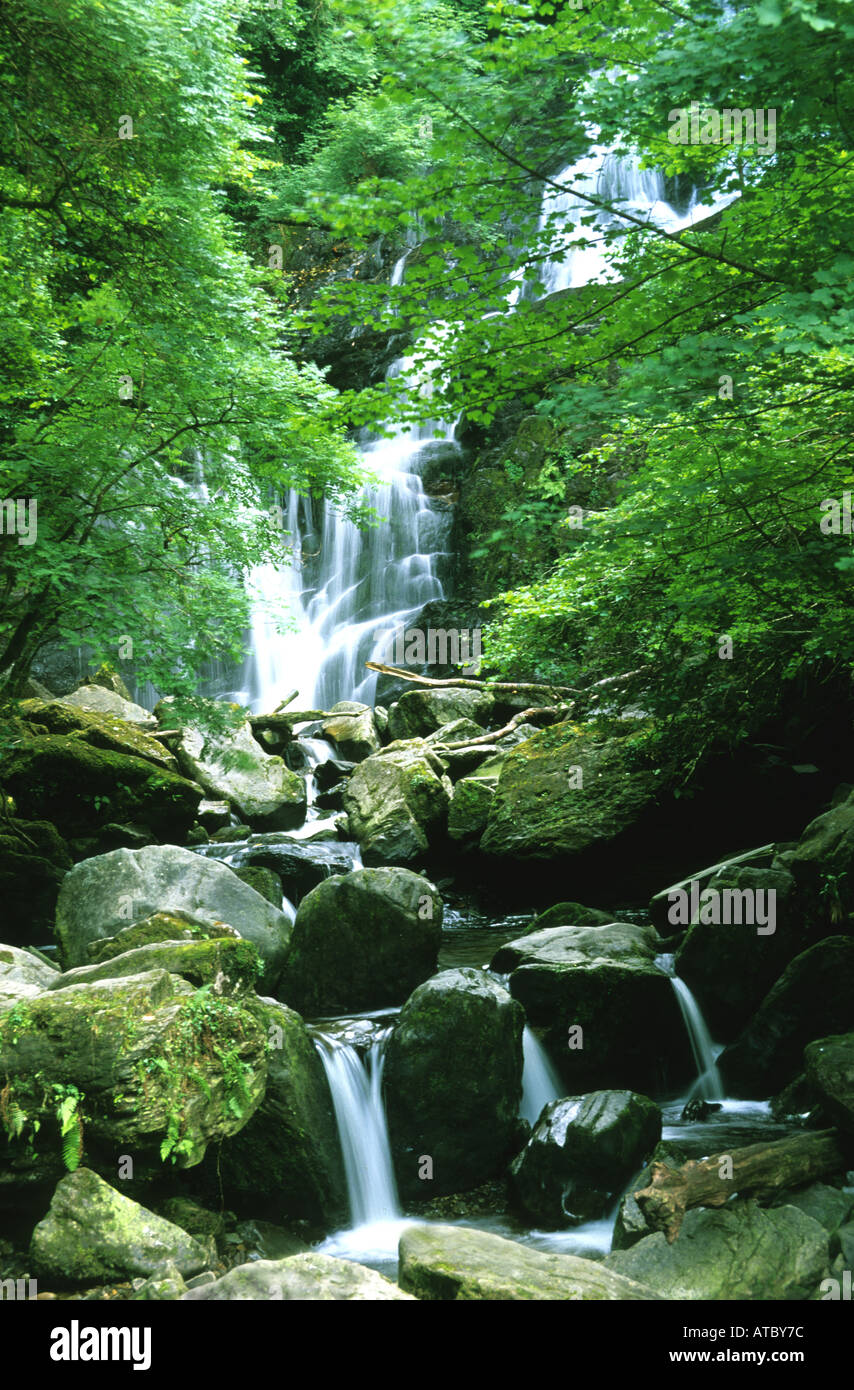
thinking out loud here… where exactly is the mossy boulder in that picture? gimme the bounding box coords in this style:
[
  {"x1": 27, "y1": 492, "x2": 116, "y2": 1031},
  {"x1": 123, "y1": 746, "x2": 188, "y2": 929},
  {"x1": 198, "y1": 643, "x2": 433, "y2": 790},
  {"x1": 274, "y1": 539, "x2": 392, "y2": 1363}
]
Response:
[
  {"x1": 447, "y1": 776, "x2": 496, "y2": 843},
  {"x1": 30, "y1": 1168, "x2": 209, "y2": 1282},
  {"x1": 384, "y1": 968, "x2": 525, "y2": 1199},
  {"x1": 398, "y1": 1223, "x2": 661, "y2": 1301},
  {"x1": 158, "y1": 695, "x2": 305, "y2": 829},
  {"x1": 279, "y1": 868, "x2": 442, "y2": 1015},
  {"x1": 491, "y1": 923, "x2": 689, "y2": 1095},
  {"x1": 234, "y1": 866, "x2": 283, "y2": 908},
  {"x1": 46, "y1": 936, "x2": 262, "y2": 995},
  {"x1": 321, "y1": 705, "x2": 381, "y2": 762},
  {"x1": 525, "y1": 902, "x2": 615, "y2": 933},
  {"x1": 0, "y1": 942, "x2": 59, "y2": 1010},
  {"x1": 213, "y1": 999, "x2": 347, "y2": 1228},
  {"x1": 719, "y1": 937, "x2": 854, "y2": 1096},
  {"x1": 0, "y1": 818, "x2": 72, "y2": 946},
  {"x1": 480, "y1": 720, "x2": 657, "y2": 861},
  {"x1": 182, "y1": 1252, "x2": 413, "y2": 1300},
  {"x1": 509, "y1": 1090, "x2": 662, "y2": 1228},
  {"x1": 604, "y1": 1200, "x2": 829, "y2": 1300},
  {"x1": 60, "y1": 685, "x2": 156, "y2": 727},
  {"x1": 341, "y1": 741, "x2": 452, "y2": 864},
  {"x1": 804, "y1": 1032, "x2": 854, "y2": 1137},
  {"x1": 387, "y1": 688, "x2": 493, "y2": 741},
  {"x1": 54, "y1": 844, "x2": 292, "y2": 990},
  {"x1": 787, "y1": 792, "x2": 854, "y2": 925},
  {"x1": 2, "y1": 736, "x2": 201, "y2": 844},
  {"x1": 0, "y1": 969, "x2": 267, "y2": 1183},
  {"x1": 87, "y1": 911, "x2": 238, "y2": 963},
  {"x1": 15, "y1": 697, "x2": 179, "y2": 773}
]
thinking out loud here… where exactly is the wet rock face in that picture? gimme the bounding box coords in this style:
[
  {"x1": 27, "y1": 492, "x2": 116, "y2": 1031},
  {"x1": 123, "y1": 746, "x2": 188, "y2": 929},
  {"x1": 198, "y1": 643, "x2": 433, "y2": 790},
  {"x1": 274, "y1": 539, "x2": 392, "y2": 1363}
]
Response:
[
  {"x1": 509, "y1": 1090, "x2": 662, "y2": 1228},
  {"x1": 492, "y1": 923, "x2": 690, "y2": 1096},
  {"x1": 387, "y1": 688, "x2": 493, "y2": 741},
  {"x1": 341, "y1": 740, "x2": 452, "y2": 864},
  {"x1": 182, "y1": 1252, "x2": 414, "y2": 1300},
  {"x1": 384, "y1": 968, "x2": 525, "y2": 1200},
  {"x1": 278, "y1": 867, "x2": 442, "y2": 1016}
]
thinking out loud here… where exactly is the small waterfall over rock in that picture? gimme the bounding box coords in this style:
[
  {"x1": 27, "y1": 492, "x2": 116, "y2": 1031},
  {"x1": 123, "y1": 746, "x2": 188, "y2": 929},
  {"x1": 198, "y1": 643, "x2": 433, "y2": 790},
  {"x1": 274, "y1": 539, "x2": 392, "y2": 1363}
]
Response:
[
  {"x1": 520, "y1": 1026, "x2": 563, "y2": 1126},
  {"x1": 314, "y1": 1027, "x2": 400, "y2": 1227},
  {"x1": 656, "y1": 954, "x2": 723, "y2": 1101}
]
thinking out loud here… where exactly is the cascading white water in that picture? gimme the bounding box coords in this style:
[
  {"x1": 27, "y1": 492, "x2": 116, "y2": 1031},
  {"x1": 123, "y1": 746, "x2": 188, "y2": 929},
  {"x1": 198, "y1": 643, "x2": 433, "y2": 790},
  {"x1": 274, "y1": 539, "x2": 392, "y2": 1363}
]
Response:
[
  {"x1": 314, "y1": 1030, "x2": 400, "y2": 1227},
  {"x1": 520, "y1": 1026, "x2": 564, "y2": 1126},
  {"x1": 656, "y1": 953, "x2": 723, "y2": 1101}
]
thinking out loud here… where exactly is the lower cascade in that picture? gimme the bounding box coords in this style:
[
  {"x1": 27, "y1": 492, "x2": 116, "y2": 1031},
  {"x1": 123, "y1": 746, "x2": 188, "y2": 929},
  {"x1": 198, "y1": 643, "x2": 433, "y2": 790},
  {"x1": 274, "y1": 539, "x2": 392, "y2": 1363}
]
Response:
[
  {"x1": 313, "y1": 1029, "x2": 400, "y2": 1227},
  {"x1": 657, "y1": 955, "x2": 723, "y2": 1102}
]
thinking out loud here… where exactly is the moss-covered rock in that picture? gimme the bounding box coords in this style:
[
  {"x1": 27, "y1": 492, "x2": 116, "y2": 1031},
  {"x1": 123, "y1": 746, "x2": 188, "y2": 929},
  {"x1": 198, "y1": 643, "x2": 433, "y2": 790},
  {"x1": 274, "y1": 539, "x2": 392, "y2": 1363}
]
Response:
[
  {"x1": 387, "y1": 688, "x2": 493, "y2": 741},
  {"x1": 213, "y1": 999, "x2": 347, "y2": 1228},
  {"x1": 279, "y1": 868, "x2": 442, "y2": 1015},
  {"x1": 509, "y1": 1090, "x2": 662, "y2": 1228},
  {"x1": 604, "y1": 1200, "x2": 829, "y2": 1300},
  {"x1": 480, "y1": 720, "x2": 657, "y2": 861},
  {"x1": 158, "y1": 695, "x2": 306, "y2": 829},
  {"x1": 0, "y1": 942, "x2": 59, "y2": 1010},
  {"x1": 47, "y1": 937, "x2": 262, "y2": 995},
  {"x1": 88, "y1": 911, "x2": 238, "y2": 963},
  {"x1": 0, "y1": 969, "x2": 267, "y2": 1183},
  {"x1": 60, "y1": 685, "x2": 156, "y2": 727},
  {"x1": 398, "y1": 1223, "x2": 661, "y2": 1300},
  {"x1": 491, "y1": 924, "x2": 689, "y2": 1095},
  {"x1": 341, "y1": 740, "x2": 452, "y2": 864},
  {"x1": 234, "y1": 866, "x2": 283, "y2": 907},
  {"x1": 321, "y1": 705, "x2": 381, "y2": 762},
  {"x1": 54, "y1": 844, "x2": 292, "y2": 990},
  {"x1": 2, "y1": 736, "x2": 201, "y2": 844},
  {"x1": 447, "y1": 776, "x2": 496, "y2": 843},
  {"x1": 804, "y1": 1032, "x2": 854, "y2": 1137},
  {"x1": 182, "y1": 1252, "x2": 413, "y2": 1300},
  {"x1": 15, "y1": 697, "x2": 179, "y2": 773},
  {"x1": 384, "y1": 968, "x2": 524, "y2": 1199},
  {"x1": 719, "y1": 938, "x2": 854, "y2": 1097},
  {"x1": 30, "y1": 1168, "x2": 209, "y2": 1281},
  {"x1": 0, "y1": 818, "x2": 72, "y2": 947},
  {"x1": 524, "y1": 901, "x2": 615, "y2": 933}
]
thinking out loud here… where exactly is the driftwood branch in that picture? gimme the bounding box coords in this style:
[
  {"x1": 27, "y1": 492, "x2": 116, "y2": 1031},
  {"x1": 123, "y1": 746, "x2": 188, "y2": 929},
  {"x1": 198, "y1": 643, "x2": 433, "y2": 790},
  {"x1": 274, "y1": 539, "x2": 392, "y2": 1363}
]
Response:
[
  {"x1": 634, "y1": 1130, "x2": 846, "y2": 1244},
  {"x1": 433, "y1": 705, "x2": 572, "y2": 750},
  {"x1": 365, "y1": 661, "x2": 578, "y2": 699},
  {"x1": 250, "y1": 710, "x2": 331, "y2": 733}
]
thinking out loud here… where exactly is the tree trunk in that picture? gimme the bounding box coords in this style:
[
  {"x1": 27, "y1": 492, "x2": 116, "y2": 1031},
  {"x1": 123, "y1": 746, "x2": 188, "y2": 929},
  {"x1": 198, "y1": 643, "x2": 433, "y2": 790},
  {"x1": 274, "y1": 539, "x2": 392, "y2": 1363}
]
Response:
[{"x1": 634, "y1": 1129, "x2": 847, "y2": 1243}]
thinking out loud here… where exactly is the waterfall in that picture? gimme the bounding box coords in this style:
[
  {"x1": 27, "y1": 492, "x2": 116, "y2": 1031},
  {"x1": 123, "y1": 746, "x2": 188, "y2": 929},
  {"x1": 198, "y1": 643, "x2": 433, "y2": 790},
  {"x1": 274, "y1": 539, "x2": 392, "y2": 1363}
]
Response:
[
  {"x1": 314, "y1": 1029, "x2": 400, "y2": 1227},
  {"x1": 520, "y1": 1026, "x2": 563, "y2": 1126},
  {"x1": 656, "y1": 954, "x2": 723, "y2": 1101}
]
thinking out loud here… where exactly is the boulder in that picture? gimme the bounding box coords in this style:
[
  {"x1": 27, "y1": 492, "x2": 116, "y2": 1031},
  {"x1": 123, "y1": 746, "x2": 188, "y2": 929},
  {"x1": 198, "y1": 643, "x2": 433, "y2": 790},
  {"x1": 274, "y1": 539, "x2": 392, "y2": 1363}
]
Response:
[
  {"x1": 804, "y1": 1032, "x2": 854, "y2": 1137},
  {"x1": 198, "y1": 835, "x2": 358, "y2": 904},
  {"x1": 182, "y1": 1252, "x2": 413, "y2": 1300},
  {"x1": 719, "y1": 937, "x2": 854, "y2": 1096},
  {"x1": 60, "y1": 685, "x2": 156, "y2": 727},
  {"x1": 54, "y1": 844, "x2": 292, "y2": 990},
  {"x1": 279, "y1": 868, "x2": 442, "y2": 1015},
  {"x1": 46, "y1": 936, "x2": 261, "y2": 996},
  {"x1": 234, "y1": 866, "x2": 283, "y2": 907},
  {"x1": 387, "y1": 688, "x2": 493, "y2": 741},
  {"x1": 480, "y1": 721, "x2": 657, "y2": 862},
  {"x1": 0, "y1": 942, "x2": 59, "y2": 1010},
  {"x1": 321, "y1": 704, "x2": 381, "y2": 762},
  {"x1": 0, "y1": 970, "x2": 267, "y2": 1180},
  {"x1": 83, "y1": 664, "x2": 133, "y2": 700},
  {"x1": 384, "y1": 968, "x2": 524, "y2": 1199},
  {"x1": 87, "y1": 911, "x2": 238, "y2": 962},
  {"x1": 212, "y1": 999, "x2": 347, "y2": 1228},
  {"x1": 525, "y1": 902, "x2": 615, "y2": 932},
  {"x1": 16, "y1": 697, "x2": 178, "y2": 772},
  {"x1": 674, "y1": 866, "x2": 803, "y2": 1036},
  {"x1": 341, "y1": 741, "x2": 452, "y2": 864},
  {"x1": 787, "y1": 793, "x2": 854, "y2": 925},
  {"x1": 604, "y1": 1200, "x2": 829, "y2": 1300},
  {"x1": 398, "y1": 1224, "x2": 661, "y2": 1300},
  {"x1": 158, "y1": 696, "x2": 306, "y2": 829},
  {"x1": 774, "y1": 1181, "x2": 854, "y2": 1235},
  {"x1": 0, "y1": 818, "x2": 72, "y2": 946},
  {"x1": 491, "y1": 924, "x2": 689, "y2": 1094},
  {"x1": 509, "y1": 1090, "x2": 662, "y2": 1227},
  {"x1": 1, "y1": 736, "x2": 201, "y2": 845},
  {"x1": 30, "y1": 1169, "x2": 208, "y2": 1282},
  {"x1": 447, "y1": 776, "x2": 496, "y2": 843}
]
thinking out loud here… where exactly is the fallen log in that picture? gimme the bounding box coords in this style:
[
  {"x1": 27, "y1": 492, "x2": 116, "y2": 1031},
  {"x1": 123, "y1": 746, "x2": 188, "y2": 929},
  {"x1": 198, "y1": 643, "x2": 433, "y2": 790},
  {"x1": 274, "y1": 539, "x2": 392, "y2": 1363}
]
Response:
[
  {"x1": 634, "y1": 1129, "x2": 846, "y2": 1244},
  {"x1": 364, "y1": 661, "x2": 578, "y2": 699},
  {"x1": 249, "y1": 710, "x2": 331, "y2": 732}
]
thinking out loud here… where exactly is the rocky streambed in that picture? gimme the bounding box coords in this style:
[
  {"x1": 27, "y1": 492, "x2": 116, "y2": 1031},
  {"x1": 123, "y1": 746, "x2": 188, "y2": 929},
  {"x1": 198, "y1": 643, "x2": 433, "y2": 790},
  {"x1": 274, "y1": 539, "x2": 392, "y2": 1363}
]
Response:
[{"x1": 1, "y1": 671, "x2": 853, "y2": 1300}]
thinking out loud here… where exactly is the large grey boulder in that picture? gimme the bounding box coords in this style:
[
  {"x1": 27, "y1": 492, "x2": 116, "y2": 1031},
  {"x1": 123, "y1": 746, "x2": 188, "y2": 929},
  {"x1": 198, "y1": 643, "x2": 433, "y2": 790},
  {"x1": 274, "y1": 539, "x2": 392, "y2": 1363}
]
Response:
[
  {"x1": 278, "y1": 868, "x2": 442, "y2": 1015},
  {"x1": 321, "y1": 703, "x2": 381, "y2": 762},
  {"x1": 341, "y1": 740, "x2": 452, "y2": 864},
  {"x1": 213, "y1": 999, "x2": 347, "y2": 1228},
  {"x1": 158, "y1": 696, "x2": 306, "y2": 828},
  {"x1": 54, "y1": 844, "x2": 293, "y2": 990},
  {"x1": 509, "y1": 1090, "x2": 661, "y2": 1227},
  {"x1": 604, "y1": 1200, "x2": 829, "y2": 1300},
  {"x1": 30, "y1": 1169, "x2": 209, "y2": 1281},
  {"x1": 398, "y1": 1224, "x2": 662, "y2": 1300},
  {"x1": 491, "y1": 924, "x2": 689, "y2": 1095},
  {"x1": 387, "y1": 688, "x2": 493, "y2": 741},
  {"x1": 60, "y1": 685, "x2": 156, "y2": 727},
  {"x1": 182, "y1": 1253, "x2": 413, "y2": 1300},
  {"x1": 0, "y1": 943, "x2": 59, "y2": 1011},
  {"x1": 384, "y1": 968, "x2": 524, "y2": 1199},
  {"x1": 719, "y1": 937, "x2": 854, "y2": 1096}
]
